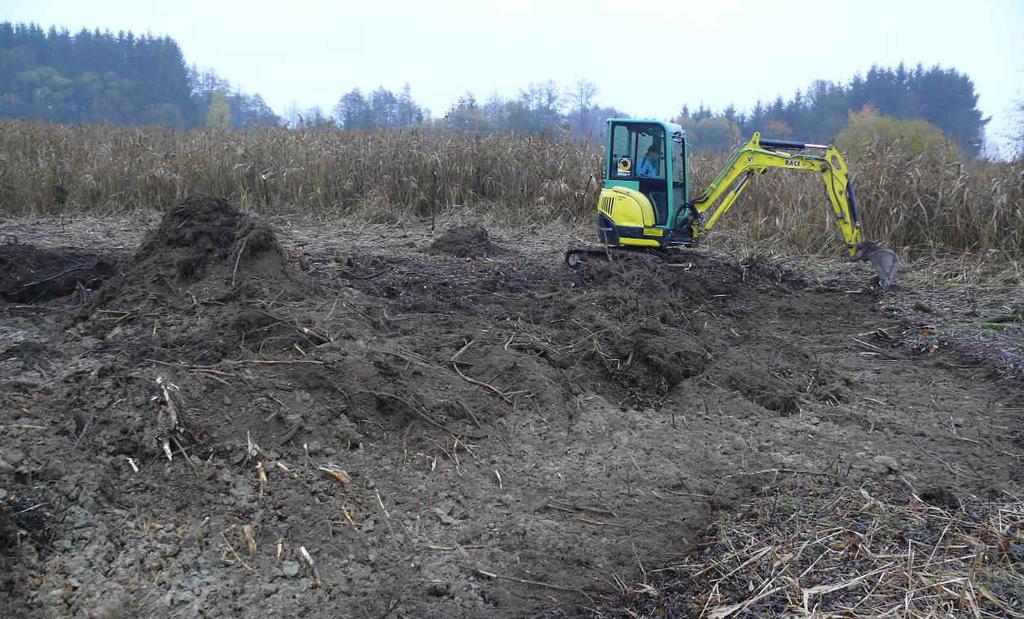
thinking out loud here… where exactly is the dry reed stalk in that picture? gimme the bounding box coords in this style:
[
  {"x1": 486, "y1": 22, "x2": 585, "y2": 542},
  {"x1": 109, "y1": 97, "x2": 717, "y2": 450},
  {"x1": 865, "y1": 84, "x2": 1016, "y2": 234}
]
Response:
[
  {"x1": 1, "y1": 120, "x2": 1020, "y2": 255},
  {"x1": 616, "y1": 484, "x2": 1024, "y2": 617}
]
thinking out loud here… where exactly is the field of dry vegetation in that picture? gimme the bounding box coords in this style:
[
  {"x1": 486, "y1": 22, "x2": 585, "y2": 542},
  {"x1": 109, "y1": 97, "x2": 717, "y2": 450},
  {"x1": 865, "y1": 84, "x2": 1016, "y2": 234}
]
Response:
[{"x1": 2, "y1": 120, "x2": 1022, "y2": 260}]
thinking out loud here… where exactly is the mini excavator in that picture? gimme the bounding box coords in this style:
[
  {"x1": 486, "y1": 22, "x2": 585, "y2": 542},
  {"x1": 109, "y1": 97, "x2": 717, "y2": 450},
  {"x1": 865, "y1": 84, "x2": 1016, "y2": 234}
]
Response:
[{"x1": 566, "y1": 119, "x2": 898, "y2": 286}]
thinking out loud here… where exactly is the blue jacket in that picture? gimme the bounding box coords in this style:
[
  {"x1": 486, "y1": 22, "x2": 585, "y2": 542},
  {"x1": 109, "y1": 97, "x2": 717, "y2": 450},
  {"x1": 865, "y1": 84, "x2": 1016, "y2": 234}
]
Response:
[{"x1": 638, "y1": 155, "x2": 660, "y2": 178}]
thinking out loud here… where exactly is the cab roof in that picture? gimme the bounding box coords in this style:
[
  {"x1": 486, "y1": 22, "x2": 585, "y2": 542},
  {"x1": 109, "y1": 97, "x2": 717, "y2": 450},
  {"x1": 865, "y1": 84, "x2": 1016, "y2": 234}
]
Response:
[{"x1": 606, "y1": 118, "x2": 685, "y2": 138}]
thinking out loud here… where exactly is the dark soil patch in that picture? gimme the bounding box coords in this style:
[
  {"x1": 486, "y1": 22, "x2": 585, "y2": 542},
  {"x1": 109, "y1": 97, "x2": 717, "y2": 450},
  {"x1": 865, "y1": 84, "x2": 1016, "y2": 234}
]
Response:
[
  {"x1": 0, "y1": 488, "x2": 54, "y2": 618},
  {"x1": 1, "y1": 341, "x2": 56, "y2": 369},
  {"x1": 920, "y1": 485, "x2": 960, "y2": 509},
  {"x1": 429, "y1": 223, "x2": 497, "y2": 258},
  {"x1": 1, "y1": 214, "x2": 1022, "y2": 617},
  {"x1": 0, "y1": 243, "x2": 115, "y2": 303},
  {"x1": 0, "y1": 501, "x2": 20, "y2": 617}
]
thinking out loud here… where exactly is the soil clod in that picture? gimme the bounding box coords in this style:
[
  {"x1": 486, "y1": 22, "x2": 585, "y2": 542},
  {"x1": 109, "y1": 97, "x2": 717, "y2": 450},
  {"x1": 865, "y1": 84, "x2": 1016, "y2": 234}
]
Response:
[{"x1": 429, "y1": 223, "x2": 497, "y2": 258}]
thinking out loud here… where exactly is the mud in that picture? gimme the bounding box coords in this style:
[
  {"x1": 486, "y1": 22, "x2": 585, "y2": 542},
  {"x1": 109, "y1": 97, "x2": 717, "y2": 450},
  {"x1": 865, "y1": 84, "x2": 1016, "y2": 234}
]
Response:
[
  {"x1": 1, "y1": 204, "x2": 1022, "y2": 617},
  {"x1": 429, "y1": 223, "x2": 497, "y2": 258},
  {"x1": 0, "y1": 243, "x2": 115, "y2": 303}
]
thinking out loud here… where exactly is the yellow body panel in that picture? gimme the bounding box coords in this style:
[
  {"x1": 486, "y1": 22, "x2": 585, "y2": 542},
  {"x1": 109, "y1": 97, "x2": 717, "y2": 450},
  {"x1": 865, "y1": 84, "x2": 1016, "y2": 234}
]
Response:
[
  {"x1": 620, "y1": 238, "x2": 662, "y2": 247},
  {"x1": 599, "y1": 186, "x2": 657, "y2": 229}
]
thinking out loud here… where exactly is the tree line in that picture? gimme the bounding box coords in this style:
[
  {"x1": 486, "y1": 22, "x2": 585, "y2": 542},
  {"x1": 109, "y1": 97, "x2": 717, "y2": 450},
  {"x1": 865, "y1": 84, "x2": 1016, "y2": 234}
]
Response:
[
  {"x1": 291, "y1": 79, "x2": 624, "y2": 141},
  {"x1": 676, "y1": 64, "x2": 988, "y2": 156},
  {"x1": 0, "y1": 22, "x2": 195, "y2": 126},
  {"x1": 0, "y1": 21, "x2": 993, "y2": 157},
  {"x1": 0, "y1": 22, "x2": 279, "y2": 129},
  {"x1": 438, "y1": 80, "x2": 626, "y2": 140}
]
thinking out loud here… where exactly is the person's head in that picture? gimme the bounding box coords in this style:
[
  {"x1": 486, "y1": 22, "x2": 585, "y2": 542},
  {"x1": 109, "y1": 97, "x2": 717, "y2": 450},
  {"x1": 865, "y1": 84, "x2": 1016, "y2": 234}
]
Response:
[{"x1": 647, "y1": 145, "x2": 661, "y2": 161}]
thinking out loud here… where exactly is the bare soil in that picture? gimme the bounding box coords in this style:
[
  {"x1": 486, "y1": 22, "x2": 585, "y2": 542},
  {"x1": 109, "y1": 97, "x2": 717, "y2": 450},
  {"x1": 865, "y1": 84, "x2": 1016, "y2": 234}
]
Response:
[
  {"x1": 0, "y1": 243, "x2": 115, "y2": 303},
  {"x1": 1, "y1": 202, "x2": 1022, "y2": 618}
]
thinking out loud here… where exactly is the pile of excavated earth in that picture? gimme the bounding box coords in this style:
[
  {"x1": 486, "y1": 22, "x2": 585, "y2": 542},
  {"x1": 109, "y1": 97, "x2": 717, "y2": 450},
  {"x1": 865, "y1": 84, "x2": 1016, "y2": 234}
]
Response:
[{"x1": 1, "y1": 197, "x2": 1021, "y2": 617}]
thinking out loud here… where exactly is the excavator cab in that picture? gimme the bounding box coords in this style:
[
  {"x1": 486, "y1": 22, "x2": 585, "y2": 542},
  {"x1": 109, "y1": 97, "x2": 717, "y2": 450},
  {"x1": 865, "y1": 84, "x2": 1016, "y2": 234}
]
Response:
[{"x1": 600, "y1": 119, "x2": 690, "y2": 248}]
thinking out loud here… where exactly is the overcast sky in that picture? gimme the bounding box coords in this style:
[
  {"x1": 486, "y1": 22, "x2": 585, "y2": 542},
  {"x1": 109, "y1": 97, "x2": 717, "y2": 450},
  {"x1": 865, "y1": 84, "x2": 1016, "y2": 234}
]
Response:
[{"x1": 3, "y1": 0, "x2": 1022, "y2": 153}]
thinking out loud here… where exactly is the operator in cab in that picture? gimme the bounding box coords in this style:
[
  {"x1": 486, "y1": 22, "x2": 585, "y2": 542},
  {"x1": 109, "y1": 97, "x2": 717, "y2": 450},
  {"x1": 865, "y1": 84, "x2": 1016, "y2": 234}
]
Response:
[{"x1": 637, "y1": 145, "x2": 662, "y2": 178}]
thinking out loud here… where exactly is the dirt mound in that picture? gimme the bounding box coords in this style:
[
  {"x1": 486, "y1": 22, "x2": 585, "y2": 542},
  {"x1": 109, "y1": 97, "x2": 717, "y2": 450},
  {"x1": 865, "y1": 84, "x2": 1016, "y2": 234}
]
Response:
[
  {"x1": 77, "y1": 196, "x2": 312, "y2": 360},
  {"x1": 429, "y1": 224, "x2": 497, "y2": 258},
  {"x1": 59, "y1": 199, "x2": 552, "y2": 477},
  {"x1": 605, "y1": 326, "x2": 709, "y2": 398},
  {"x1": 0, "y1": 244, "x2": 115, "y2": 303},
  {"x1": 86, "y1": 195, "x2": 306, "y2": 310}
]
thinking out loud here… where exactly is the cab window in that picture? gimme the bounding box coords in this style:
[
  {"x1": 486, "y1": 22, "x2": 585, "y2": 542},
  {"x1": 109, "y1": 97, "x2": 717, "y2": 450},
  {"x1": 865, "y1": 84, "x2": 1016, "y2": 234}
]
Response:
[
  {"x1": 610, "y1": 124, "x2": 636, "y2": 178},
  {"x1": 635, "y1": 127, "x2": 665, "y2": 178},
  {"x1": 609, "y1": 123, "x2": 665, "y2": 180},
  {"x1": 671, "y1": 135, "x2": 686, "y2": 223},
  {"x1": 671, "y1": 136, "x2": 685, "y2": 183}
]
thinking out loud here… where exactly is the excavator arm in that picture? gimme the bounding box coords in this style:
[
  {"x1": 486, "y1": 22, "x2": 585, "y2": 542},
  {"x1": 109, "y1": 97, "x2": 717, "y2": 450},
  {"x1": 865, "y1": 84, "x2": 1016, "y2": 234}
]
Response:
[{"x1": 682, "y1": 132, "x2": 864, "y2": 257}]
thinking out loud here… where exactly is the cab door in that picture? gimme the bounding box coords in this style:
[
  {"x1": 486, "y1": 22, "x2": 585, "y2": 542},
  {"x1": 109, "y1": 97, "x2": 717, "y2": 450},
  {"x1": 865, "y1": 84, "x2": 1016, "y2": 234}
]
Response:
[
  {"x1": 607, "y1": 121, "x2": 670, "y2": 226},
  {"x1": 669, "y1": 133, "x2": 688, "y2": 230}
]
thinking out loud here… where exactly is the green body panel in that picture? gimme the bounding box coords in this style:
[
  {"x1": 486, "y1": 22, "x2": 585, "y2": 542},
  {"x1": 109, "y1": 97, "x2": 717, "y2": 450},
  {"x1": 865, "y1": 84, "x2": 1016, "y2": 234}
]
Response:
[
  {"x1": 604, "y1": 179, "x2": 640, "y2": 190},
  {"x1": 603, "y1": 118, "x2": 688, "y2": 232}
]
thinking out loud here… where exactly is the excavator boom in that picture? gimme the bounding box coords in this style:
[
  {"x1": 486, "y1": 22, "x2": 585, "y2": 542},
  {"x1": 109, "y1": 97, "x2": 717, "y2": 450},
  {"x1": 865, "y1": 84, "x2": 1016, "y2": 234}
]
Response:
[{"x1": 686, "y1": 132, "x2": 863, "y2": 257}]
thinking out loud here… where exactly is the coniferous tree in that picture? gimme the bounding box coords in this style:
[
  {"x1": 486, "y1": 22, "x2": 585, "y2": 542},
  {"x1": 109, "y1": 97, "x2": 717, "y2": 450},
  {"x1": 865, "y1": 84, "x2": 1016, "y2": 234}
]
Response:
[{"x1": 0, "y1": 22, "x2": 197, "y2": 126}]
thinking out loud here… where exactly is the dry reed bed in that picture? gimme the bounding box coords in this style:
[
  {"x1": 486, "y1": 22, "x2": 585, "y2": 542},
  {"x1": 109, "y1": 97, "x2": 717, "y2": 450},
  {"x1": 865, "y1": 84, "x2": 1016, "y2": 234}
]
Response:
[
  {"x1": 610, "y1": 484, "x2": 1024, "y2": 618},
  {"x1": 0, "y1": 120, "x2": 1021, "y2": 256},
  {"x1": 688, "y1": 152, "x2": 1024, "y2": 260},
  {"x1": 0, "y1": 121, "x2": 600, "y2": 220}
]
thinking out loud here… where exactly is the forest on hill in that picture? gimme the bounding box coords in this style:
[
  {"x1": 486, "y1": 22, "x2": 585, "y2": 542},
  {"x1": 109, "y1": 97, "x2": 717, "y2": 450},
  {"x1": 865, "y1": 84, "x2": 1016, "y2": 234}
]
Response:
[
  {"x1": 0, "y1": 21, "x2": 992, "y2": 155},
  {"x1": 0, "y1": 22, "x2": 276, "y2": 129}
]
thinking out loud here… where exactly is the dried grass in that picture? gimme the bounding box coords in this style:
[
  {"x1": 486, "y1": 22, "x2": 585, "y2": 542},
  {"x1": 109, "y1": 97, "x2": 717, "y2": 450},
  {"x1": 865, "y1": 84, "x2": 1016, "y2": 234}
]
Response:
[
  {"x1": 1, "y1": 120, "x2": 1021, "y2": 256},
  {"x1": 688, "y1": 151, "x2": 1024, "y2": 259},
  {"x1": 0, "y1": 120, "x2": 600, "y2": 224},
  {"x1": 608, "y1": 483, "x2": 1024, "y2": 618}
]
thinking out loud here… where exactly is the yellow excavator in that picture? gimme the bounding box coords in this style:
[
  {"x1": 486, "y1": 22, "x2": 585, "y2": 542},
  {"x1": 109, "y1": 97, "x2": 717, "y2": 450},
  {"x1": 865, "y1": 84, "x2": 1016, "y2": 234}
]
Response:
[{"x1": 566, "y1": 119, "x2": 898, "y2": 287}]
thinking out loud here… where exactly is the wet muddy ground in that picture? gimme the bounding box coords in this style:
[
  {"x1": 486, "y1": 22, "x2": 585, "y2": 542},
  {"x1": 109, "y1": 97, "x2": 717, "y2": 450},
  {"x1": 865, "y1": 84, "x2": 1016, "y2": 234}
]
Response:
[{"x1": 1, "y1": 202, "x2": 1022, "y2": 617}]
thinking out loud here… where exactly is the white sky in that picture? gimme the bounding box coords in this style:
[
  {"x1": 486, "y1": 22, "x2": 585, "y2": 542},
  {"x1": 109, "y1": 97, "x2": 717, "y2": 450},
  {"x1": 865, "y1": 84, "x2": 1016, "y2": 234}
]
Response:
[{"x1": 3, "y1": 0, "x2": 1022, "y2": 153}]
